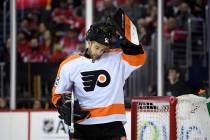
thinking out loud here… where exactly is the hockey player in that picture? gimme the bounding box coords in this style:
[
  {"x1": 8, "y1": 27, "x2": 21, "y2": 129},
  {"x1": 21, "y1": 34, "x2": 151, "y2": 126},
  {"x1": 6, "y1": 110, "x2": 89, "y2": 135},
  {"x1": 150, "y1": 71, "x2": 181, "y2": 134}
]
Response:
[{"x1": 51, "y1": 21, "x2": 147, "y2": 139}]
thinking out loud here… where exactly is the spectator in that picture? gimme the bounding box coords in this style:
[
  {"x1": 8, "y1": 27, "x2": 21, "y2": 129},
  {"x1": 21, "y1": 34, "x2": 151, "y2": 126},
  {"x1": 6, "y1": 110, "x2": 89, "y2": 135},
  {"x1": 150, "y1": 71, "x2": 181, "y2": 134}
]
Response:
[
  {"x1": 145, "y1": 4, "x2": 157, "y2": 27},
  {"x1": 121, "y1": 0, "x2": 146, "y2": 20},
  {"x1": 164, "y1": 3, "x2": 175, "y2": 18},
  {"x1": 26, "y1": 10, "x2": 41, "y2": 33},
  {"x1": 164, "y1": 0, "x2": 182, "y2": 18},
  {"x1": 51, "y1": 0, "x2": 73, "y2": 31},
  {"x1": 148, "y1": 84, "x2": 157, "y2": 96},
  {"x1": 60, "y1": 26, "x2": 80, "y2": 56},
  {"x1": 33, "y1": 100, "x2": 42, "y2": 109},
  {"x1": 39, "y1": 2, "x2": 52, "y2": 23},
  {"x1": 39, "y1": 30, "x2": 53, "y2": 60},
  {"x1": 17, "y1": 31, "x2": 31, "y2": 61},
  {"x1": 144, "y1": 1, "x2": 157, "y2": 45},
  {"x1": 0, "y1": 98, "x2": 7, "y2": 109},
  {"x1": 37, "y1": 22, "x2": 48, "y2": 46},
  {"x1": 38, "y1": 22, "x2": 48, "y2": 36},
  {"x1": 165, "y1": 67, "x2": 192, "y2": 96},
  {"x1": 95, "y1": 0, "x2": 117, "y2": 22},
  {"x1": 65, "y1": 6, "x2": 85, "y2": 33},
  {"x1": 3, "y1": 38, "x2": 23, "y2": 62},
  {"x1": 176, "y1": 2, "x2": 192, "y2": 30},
  {"x1": 136, "y1": 18, "x2": 147, "y2": 45},
  {"x1": 25, "y1": 38, "x2": 48, "y2": 62},
  {"x1": 164, "y1": 17, "x2": 177, "y2": 38},
  {"x1": 19, "y1": 18, "x2": 31, "y2": 37},
  {"x1": 50, "y1": 34, "x2": 67, "y2": 62},
  {"x1": 72, "y1": 7, "x2": 85, "y2": 32},
  {"x1": 187, "y1": 0, "x2": 207, "y2": 19}
]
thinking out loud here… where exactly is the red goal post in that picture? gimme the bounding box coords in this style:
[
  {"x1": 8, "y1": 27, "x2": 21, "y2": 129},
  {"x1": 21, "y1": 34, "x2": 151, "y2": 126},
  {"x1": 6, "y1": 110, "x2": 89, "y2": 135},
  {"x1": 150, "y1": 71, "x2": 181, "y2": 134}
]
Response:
[{"x1": 131, "y1": 96, "x2": 177, "y2": 140}]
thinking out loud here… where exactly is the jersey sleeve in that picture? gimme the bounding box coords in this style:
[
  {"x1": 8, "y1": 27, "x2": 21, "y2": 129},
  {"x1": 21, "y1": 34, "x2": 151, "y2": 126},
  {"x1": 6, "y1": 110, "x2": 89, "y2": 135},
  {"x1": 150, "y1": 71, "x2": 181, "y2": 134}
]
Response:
[
  {"x1": 51, "y1": 63, "x2": 73, "y2": 106},
  {"x1": 121, "y1": 48, "x2": 147, "y2": 79},
  {"x1": 51, "y1": 54, "x2": 81, "y2": 106}
]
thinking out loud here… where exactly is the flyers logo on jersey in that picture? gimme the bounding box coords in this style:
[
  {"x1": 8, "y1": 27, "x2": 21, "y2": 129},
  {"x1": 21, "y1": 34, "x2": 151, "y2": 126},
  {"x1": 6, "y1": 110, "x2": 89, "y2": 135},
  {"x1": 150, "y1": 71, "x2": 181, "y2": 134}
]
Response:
[{"x1": 81, "y1": 70, "x2": 111, "y2": 92}]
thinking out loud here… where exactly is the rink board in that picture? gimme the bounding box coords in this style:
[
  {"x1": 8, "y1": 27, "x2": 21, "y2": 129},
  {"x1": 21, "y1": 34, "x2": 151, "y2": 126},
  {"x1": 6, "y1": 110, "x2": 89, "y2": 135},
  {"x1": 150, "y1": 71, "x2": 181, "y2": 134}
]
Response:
[{"x1": 0, "y1": 110, "x2": 131, "y2": 140}]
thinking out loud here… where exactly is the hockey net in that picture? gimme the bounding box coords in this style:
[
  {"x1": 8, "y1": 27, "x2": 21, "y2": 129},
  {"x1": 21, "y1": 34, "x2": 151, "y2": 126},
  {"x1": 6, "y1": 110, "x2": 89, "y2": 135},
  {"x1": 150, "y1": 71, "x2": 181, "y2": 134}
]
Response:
[{"x1": 131, "y1": 94, "x2": 210, "y2": 140}]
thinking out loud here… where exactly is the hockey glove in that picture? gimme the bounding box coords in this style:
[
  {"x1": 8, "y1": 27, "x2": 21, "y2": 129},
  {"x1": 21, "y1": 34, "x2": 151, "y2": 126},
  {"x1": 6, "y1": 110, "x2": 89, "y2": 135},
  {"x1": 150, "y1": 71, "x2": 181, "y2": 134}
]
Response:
[
  {"x1": 73, "y1": 100, "x2": 90, "y2": 123},
  {"x1": 56, "y1": 94, "x2": 90, "y2": 125},
  {"x1": 57, "y1": 94, "x2": 72, "y2": 125},
  {"x1": 120, "y1": 38, "x2": 144, "y2": 55}
]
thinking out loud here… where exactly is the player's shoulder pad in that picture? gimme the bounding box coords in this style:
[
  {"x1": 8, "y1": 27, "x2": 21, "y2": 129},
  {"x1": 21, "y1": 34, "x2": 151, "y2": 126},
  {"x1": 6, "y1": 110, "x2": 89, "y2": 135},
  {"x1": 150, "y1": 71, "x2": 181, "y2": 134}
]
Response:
[{"x1": 61, "y1": 53, "x2": 81, "y2": 66}]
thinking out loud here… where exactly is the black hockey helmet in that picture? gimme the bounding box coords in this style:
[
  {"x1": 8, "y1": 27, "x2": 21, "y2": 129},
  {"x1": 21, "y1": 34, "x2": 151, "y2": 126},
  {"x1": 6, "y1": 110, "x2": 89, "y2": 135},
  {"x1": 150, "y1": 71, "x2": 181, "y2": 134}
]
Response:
[{"x1": 86, "y1": 22, "x2": 117, "y2": 47}]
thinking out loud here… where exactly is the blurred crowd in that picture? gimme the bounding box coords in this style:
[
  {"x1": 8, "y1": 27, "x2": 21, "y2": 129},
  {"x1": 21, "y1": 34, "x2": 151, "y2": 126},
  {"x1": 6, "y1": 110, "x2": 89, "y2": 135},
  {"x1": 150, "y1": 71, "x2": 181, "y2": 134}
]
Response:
[
  {"x1": 95, "y1": 0, "x2": 207, "y2": 45},
  {"x1": 0, "y1": 0, "x2": 208, "y2": 63},
  {"x1": 1, "y1": 0, "x2": 86, "y2": 63}
]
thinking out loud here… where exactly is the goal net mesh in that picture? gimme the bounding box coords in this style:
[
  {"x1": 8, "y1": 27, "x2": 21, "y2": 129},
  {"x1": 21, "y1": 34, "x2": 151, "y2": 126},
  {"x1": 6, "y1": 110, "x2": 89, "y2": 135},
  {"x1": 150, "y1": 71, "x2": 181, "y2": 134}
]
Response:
[
  {"x1": 176, "y1": 94, "x2": 210, "y2": 140},
  {"x1": 137, "y1": 100, "x2": 170, "y2": 140},
  {"x1": 132, "y1": 94, "x2": 210, "y2": 140}
]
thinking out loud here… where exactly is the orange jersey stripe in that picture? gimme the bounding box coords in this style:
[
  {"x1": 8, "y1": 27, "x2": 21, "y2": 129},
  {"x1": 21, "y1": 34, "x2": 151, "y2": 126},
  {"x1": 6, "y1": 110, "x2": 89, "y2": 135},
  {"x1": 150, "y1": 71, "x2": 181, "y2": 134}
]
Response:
[
  {"x1": 84, "y1": 104, "x2": 126, "y2": 118},
  {"x1": 51, "y1": 54, "x2": 81, "y2": 106},
  {"x1": 124, "y1": 14, "x2": 131, "y2": 42},
  {"x1": 51, "y1": 87, "x2": 61, "y2": 105},
  {"x1": 122, "y1": 49, "x2": 147, "y2": 66}
]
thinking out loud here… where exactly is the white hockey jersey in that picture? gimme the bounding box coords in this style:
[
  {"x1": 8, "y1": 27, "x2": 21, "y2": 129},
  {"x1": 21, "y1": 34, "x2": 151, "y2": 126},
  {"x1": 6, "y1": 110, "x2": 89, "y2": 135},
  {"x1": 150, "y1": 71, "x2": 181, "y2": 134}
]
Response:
[{"x1": 52, "y1": 49, "x2": 146, "y2": 125}]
